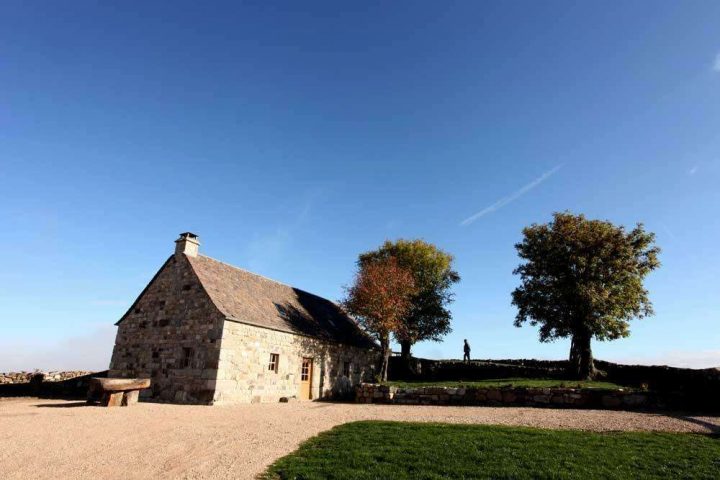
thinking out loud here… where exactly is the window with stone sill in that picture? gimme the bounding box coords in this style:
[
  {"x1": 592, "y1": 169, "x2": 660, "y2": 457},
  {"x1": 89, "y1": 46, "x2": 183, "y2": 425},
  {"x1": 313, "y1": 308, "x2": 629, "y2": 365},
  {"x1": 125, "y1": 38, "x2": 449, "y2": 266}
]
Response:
[
  {"x1": 343, "y1": 361, "x2": 351, "y2": 377},
  {"x1": 268, "y1": 353, "x2": 279, "y2": 373}
]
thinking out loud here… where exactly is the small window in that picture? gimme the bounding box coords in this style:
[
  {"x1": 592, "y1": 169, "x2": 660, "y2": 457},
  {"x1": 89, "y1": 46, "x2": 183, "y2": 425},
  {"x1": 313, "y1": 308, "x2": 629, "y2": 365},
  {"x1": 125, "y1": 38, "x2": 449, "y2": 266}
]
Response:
[
  {"x1": 181, "y1": 347, "x2": 194, "y2": 368},
  {"x1": 268, "y1": 353, "x2": 279, "y2": 373},
  {"x1": 343, "y1": 361, "x2": 351, "y2": 377}
]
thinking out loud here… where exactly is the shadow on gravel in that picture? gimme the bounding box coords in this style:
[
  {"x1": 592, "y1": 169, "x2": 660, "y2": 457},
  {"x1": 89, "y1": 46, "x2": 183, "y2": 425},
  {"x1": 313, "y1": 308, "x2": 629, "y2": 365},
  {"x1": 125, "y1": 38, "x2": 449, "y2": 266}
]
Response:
[
  {"x1": 34, "y1": 401, "x2": 93, "y2": 408},
  {"x1": 664, "y1": 414, "x2": 720, "y2": 434}
]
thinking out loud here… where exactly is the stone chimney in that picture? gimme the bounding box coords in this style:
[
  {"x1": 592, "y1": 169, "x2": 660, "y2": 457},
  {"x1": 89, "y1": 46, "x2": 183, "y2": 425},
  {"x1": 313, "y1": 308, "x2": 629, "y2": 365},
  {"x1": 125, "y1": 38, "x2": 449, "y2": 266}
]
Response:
[{"x1": 175, "y1": 232, "x2": 200, "y2": 257}]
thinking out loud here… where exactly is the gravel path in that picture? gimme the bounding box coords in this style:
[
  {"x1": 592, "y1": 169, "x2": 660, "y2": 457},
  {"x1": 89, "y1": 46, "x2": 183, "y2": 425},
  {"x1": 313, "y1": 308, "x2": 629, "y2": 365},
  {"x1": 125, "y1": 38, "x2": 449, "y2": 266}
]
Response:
[{"x1": 1, "y1": 397, "x2": 717, "y2": 480}]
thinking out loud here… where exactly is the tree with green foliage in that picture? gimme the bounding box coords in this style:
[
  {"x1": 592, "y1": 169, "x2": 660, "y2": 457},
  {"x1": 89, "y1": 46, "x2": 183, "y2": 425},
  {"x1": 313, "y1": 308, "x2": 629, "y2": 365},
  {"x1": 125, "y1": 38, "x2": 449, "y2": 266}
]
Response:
[
  {"x1": 359, "y1": 239, "x2": 460, "y2": 359},
  {"x1": 511, "y1": 212, "x2": 660, "y2": 380}
]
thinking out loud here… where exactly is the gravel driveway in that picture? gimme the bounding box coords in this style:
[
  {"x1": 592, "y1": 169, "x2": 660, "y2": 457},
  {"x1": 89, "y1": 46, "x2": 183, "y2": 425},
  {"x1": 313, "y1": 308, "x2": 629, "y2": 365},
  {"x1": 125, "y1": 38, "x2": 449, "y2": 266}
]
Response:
[{"x1": 1, "y1": 397, "x2": 717, "y2": 480}]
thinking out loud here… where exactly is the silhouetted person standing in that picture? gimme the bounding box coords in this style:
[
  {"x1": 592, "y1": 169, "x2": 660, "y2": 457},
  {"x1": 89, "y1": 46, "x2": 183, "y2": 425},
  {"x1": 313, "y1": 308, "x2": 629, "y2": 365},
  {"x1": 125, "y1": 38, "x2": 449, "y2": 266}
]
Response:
[{"x1": 463, "y1": 339, "x2": 471, "y2": 363}]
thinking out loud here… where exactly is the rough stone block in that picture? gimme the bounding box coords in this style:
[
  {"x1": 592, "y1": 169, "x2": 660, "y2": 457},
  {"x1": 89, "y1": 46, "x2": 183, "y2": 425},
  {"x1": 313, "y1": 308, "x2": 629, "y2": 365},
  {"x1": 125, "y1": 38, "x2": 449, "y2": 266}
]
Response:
[
  {"x1": 487, "y1": 390, "x2": 502, "y2": 401},
  {"x1": 503, "y1": 391, "x2": 519, "y2": 402},
  {"x1": 602, "y1": 395, "x2": 622, "y2": 407},
  {"x1": 122, "y1": 390, "x2": 139, "y2": 406},
  {"x1": 622, "y1": 394, "x2": 647, "y2": 407},
  {"x1": 106, "y1": 392, "x2": 124, "y2": 407}
]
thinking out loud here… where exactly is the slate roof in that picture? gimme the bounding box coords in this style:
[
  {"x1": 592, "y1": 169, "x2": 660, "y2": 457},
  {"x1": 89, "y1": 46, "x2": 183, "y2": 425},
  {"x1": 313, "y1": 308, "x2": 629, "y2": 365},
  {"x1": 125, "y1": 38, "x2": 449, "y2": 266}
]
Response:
[{"x1": 187, "y1": 255, "x2": 377, "y2": 349}]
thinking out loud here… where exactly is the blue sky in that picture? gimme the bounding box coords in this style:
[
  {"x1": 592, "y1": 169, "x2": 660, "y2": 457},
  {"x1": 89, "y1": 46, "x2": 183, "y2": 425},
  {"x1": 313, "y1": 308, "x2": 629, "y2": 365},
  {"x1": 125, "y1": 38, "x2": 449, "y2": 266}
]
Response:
[{"x1": 1, "y1": 1, "x2": 719, "y2": 371}]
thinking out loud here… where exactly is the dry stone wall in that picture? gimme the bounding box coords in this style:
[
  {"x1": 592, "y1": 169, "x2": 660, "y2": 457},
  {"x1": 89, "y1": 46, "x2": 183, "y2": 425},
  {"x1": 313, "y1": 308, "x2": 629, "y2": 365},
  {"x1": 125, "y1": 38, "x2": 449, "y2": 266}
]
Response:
[
  {"x1": 0, "y1": 371, "x2": 93, "y2": 385},
  {"x1": 389, "y1": 358, "x2": 567, "y2": 382},
  {"x1": 0, "y1": 371, "x2": 107, "y2": 398},
  {"x1": 389, "y1": 357, "x2": 720, "y2": 411},
  {"x1": 356, "y1": 384, "x2": 655, "y2": 410}
]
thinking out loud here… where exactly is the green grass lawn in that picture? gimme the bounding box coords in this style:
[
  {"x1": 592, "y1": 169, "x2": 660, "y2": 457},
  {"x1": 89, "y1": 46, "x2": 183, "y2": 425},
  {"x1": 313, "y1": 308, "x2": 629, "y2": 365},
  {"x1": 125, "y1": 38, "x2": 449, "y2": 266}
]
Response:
[
  {"x1": 263, "y1": 421, "x2": 719, "y2": 480},
  {"x1": 385, "y1": 377, "x2": 627, "y2": 390}
]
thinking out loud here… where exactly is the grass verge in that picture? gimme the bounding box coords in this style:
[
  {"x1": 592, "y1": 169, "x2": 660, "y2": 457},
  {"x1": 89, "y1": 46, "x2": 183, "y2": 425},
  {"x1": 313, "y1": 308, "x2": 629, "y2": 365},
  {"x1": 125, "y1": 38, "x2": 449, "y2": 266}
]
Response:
[{"x1": 263, "y1": 421, "x2": 719, "y2": 480}]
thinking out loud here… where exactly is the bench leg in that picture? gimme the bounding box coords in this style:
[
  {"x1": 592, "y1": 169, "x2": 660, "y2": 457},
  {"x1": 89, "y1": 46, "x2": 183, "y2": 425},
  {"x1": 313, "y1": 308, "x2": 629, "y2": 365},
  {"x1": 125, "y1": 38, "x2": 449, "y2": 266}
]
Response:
[
  {"x1": 105, "y1": 392, "x2": 124, "y2": 407},
  {"x1": 122, "y1": 390, "x2": 139, "y2": 406}
]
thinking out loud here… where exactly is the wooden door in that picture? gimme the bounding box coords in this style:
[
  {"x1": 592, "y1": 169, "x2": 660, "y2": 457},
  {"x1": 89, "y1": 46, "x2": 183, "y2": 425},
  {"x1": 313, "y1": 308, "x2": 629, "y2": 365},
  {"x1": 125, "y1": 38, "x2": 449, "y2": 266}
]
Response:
[{"x1": 300, "y1": 357, "x2": 313, "y2": 400}]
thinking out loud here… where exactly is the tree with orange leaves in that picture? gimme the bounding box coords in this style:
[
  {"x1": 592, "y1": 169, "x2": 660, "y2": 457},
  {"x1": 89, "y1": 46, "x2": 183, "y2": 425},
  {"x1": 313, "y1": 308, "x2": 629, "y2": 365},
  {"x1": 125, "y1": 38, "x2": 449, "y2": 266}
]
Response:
[{"x1": 342, "y1": 256, "x2": 417, "y2": 381}]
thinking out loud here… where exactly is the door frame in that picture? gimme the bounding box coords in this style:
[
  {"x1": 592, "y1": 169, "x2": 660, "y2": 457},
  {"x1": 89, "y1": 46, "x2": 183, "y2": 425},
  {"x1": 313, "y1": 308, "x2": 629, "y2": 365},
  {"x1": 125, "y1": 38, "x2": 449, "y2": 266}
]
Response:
[{"x1": 300, "y1": 357, "x2": 313, "y2": 400}]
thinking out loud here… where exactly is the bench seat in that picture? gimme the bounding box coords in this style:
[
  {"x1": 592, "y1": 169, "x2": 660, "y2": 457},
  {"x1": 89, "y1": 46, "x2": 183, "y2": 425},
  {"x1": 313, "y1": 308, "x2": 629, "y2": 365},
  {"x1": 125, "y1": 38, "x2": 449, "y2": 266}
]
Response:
[{"x1": 88, "y1": 377, "x2": 151, "y2": 407}]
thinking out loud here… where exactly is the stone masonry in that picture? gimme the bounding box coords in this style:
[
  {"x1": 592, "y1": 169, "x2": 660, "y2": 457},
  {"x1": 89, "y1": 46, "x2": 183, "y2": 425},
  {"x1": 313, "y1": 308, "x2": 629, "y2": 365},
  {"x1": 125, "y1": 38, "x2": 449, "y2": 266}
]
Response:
[
  {"x1": 356, "y1": 384, "x2": 655, "y2": 410},
  {"x1": 0, "y1": 371, "x2": 93, "y2": 385},
  {"x1": 108, "y1": 254, "x2": 225, "y2": 404},
  {"x1": 215, "y1": 321, "x2": 377, "y2": 403}
]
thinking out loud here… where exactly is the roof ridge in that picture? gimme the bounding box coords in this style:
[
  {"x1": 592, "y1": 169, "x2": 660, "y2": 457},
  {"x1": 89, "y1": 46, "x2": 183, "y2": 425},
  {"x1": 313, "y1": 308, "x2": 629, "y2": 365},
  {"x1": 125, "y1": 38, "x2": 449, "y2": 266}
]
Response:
[{"x1": 196, "y1": 254, "x2": 338, "y2": 304}]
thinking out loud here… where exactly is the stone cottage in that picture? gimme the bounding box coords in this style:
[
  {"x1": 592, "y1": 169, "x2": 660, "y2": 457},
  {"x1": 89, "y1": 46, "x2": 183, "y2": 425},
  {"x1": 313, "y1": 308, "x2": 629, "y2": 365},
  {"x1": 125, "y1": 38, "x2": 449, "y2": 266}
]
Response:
[{"x1": 109, "y1": 233, "x2": 378, "y2": 404}]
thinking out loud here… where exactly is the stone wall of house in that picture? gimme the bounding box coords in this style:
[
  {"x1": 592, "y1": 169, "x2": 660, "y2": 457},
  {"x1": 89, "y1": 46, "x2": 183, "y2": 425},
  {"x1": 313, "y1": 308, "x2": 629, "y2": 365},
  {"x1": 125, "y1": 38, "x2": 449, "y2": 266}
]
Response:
[
  {"x1": 214, "y1": 320, "x2": 379, "y2": 404},
  {"x1": 108, "y1": 254, "x2": 226, "y2": 404},
  {"x1": 356, "y1": 384, "x2": 656, "y2": 410}
]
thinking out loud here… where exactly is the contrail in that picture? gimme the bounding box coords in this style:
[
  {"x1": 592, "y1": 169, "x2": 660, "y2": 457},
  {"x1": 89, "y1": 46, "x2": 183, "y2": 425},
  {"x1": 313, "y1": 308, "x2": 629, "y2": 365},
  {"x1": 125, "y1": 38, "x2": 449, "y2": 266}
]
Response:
[{"x1": 460, "y1": 164, "x2": 563, "y2": 226}]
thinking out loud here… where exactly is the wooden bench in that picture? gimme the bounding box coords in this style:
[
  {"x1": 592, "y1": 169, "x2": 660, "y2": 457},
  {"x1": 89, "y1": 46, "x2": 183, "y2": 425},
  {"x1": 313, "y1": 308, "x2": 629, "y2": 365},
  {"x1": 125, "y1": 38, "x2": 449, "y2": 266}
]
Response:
[{"x1": 87, "y1": 378, "x2": 151, "y2": 407}]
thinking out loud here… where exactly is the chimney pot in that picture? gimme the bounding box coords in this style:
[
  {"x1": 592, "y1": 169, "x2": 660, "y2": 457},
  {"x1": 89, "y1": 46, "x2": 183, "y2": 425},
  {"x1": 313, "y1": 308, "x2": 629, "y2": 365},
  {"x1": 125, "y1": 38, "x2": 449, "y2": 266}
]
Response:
[{"x1": 175, "y1": 232, "x2": 200, "y2": 257}]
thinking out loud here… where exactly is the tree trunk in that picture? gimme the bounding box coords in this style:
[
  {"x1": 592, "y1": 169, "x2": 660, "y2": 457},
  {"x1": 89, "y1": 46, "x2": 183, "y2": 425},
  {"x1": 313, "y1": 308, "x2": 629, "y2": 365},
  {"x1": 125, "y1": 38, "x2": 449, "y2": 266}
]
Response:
[
  {"x1": 569, "y1": 336, "x2": 580, "y2": 368},
  {"x1": 400, "y1": 340, "x2": 412, "y2": 360},
  {"x1": 569, "y1": 330, "x2": 596, "y2": 380},
  {"x1": 378, "y1": 336, "x2": 391, "y2": 382}
]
